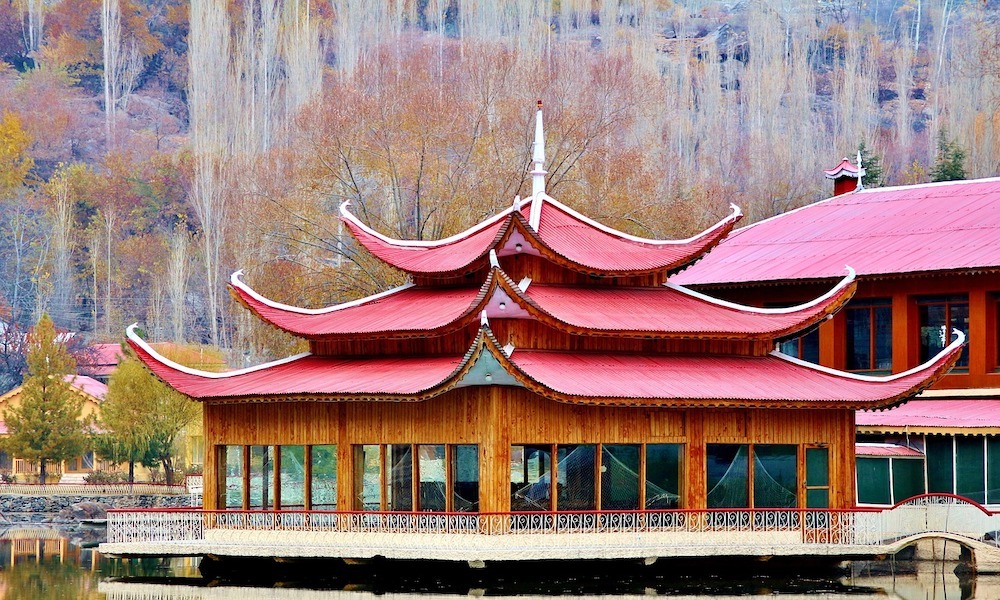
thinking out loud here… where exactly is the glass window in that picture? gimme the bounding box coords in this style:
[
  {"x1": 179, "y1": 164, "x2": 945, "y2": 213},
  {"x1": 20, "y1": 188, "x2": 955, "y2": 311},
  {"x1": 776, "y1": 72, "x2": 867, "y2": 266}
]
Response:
[
  {"x1": 779, "y1": 329, "x2": 819, "y2": 363},
  {"x1": 418, "y1": 445, "x2": 446, "y2": 512},
  {"x1": 891, "y1": 458, "x2": 925, "y2": 503},
  {"x1": 857, "y1": 457, "x2": 891, "y2": 505},
  {"x1": 310, "y1": 445, "x2": 337, "y2": 510},
  {"x1": 925, "y1": 436, "x2": 955, "y2": 494},
  {"x1": 707, "y1": 444, "x2": 749, "y2": 508},
  {"x1": 557, "y1": 445, "x2": 596, "y2": 510},
  {"x1": 918, "y1": 295, "x2": 968, "y2": 369},
  {"x1": 753, "y1": 445, "x2": 797, "y2": 508},
  {"x1": 279, "y1": 446, "x2": 305, "y2": 509},
  {"x1": 845, "y1": 300, "x2": 892, "y2": 372},
  {"x1": 248, "y1": 446, "x2": 271, "y2": 509},
  {"x1": 511, "y1": 445, "x2": 552, "y2": 511},
  {"x1": 805, "y1": 447, "x2": 829, "y2": 508},
  {"x1": 601, "y1": 445, "x2": 640, "y2": 510},
  {"x1": 988, "y1": 437, "x2": 1000, "y2": 505},
  {"x1": 355, "y1": 445, "x2": 381, "y2": 510},
  {"x1": 956, "y1": 437, "x2": 986, "y2": 504},
  {"x1": 452, "y1": 445, "x2": 479, "y2": 512},
  {"x1": 387, "y1": 444, "x2": 413, "y2": 511},
  {"x1": 645, "y1": 444, "x2": 681, "y2": 509},
  {"x1": 221, "y1": 445, "x2": 243, "y2": 510}
]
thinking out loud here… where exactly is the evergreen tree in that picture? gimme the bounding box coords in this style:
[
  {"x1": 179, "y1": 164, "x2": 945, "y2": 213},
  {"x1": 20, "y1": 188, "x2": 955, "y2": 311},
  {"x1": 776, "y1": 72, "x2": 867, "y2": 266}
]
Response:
[
  {"x1": 2, "y1": 314, "x2": 86, "y2": 484},
  {"x1": 99, "y1": 356, "x2": 199, "y2": 485},
  {"x1": 857, "y1": 141, "x2": 884, "y2": 188},
  {"x1": 931, "y1": 129, "x2": 968, "y2": 182}
]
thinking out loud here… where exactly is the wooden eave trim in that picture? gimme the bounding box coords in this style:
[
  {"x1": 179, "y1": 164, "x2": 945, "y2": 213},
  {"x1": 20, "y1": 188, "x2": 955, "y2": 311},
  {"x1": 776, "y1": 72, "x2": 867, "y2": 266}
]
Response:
[{"x1": 856, "y1": 426, "x2": 1000, "y2": 436}]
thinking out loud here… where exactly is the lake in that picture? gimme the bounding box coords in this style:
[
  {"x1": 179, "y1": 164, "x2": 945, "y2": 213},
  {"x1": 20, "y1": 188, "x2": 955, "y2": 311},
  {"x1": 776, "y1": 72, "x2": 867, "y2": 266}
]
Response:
[{"x1": 0, "y1": 526, "x2": 997, "y2": 599}]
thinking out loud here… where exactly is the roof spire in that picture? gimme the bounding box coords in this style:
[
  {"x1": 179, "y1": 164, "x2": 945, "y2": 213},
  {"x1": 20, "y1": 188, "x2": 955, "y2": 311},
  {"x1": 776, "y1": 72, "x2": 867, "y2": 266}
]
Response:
[
  {"x1": 530, "y1": 100, "x2": 546, "y2": 199},
  {"x1": 856, "y1": 150, "x2": 864, "y2": 191},
  {"x1": 529, "y1": 100, "x2": 547, "y2": 231}
]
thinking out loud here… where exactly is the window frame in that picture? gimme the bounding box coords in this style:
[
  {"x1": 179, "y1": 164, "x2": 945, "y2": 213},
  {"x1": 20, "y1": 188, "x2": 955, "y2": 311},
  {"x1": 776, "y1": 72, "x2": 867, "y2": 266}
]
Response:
[{"x1": 844, "y1": 298, "x2": 893, "y2": 373}]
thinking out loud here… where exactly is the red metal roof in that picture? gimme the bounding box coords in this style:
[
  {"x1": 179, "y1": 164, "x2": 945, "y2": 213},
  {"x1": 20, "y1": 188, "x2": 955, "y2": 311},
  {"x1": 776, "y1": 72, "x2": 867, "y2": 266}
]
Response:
[
  {"x1": 674, "y1": 178, "x2": 1000, "y2": 285},
  {"x1": 230, "y1": 267, "x2": 856, "y2": 340},
  {"x1": 855, "y1": 443, "x2": 923, "y2": 458},
  {"x1": 128, "y1": 335, "x2": 465, "y2": 400},
  {"x1": 342, "y1": 197, "x2": 741, "y2": 277},
  {"x1": 856, "y1": 399, "x2": 1000, "y2": 430},
  {"x1": 507, "y1": 341, "x2": 959, "y2": 408},
  {"x1": 127, "y1": 322, "x2": 961, "y2": 408}
]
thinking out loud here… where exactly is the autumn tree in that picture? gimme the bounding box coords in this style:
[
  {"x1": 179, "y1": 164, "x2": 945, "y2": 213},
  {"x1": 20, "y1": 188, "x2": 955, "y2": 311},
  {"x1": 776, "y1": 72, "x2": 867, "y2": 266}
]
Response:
[
  {"x1": 98, "y1": 355, "x2": 199, "y2": 485},
  {"x1": 0, "y1": 111, "x2": 33, "y2": 198},
  {"x1": 2, "y1": 314, "x2": 86, "y2": 484}
]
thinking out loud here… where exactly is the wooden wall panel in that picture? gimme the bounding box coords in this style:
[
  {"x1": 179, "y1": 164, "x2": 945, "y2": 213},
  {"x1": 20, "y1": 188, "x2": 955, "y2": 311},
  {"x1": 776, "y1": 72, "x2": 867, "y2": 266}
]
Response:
[{"x1": 203, "y1": 389, "x2": 856, "y2": 510}]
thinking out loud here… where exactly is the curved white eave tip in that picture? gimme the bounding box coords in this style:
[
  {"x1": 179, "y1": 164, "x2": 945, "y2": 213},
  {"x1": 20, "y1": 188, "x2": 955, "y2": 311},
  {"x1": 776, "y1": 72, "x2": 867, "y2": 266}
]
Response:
[
  {"x1": 339, "y1": 199, "x2": 524, "y2": 249},
  {"x1": 665, "y1": 266, "x2": 855, "y2": 315},
  {"x1": 771, "y1": 328, "x2": 966, "y2": 383},
  {"x1": 230, "y1": 269, "x2": 414, "y2": 316},
  {"x1": 125, "y1": 323, "x2": 312, "y2": 380}
]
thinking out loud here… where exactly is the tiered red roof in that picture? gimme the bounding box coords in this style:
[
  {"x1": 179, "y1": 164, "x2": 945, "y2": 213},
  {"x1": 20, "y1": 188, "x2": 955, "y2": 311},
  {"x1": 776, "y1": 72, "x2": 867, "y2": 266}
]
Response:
[
  {"x1": 131, "y1": 192, "x2": 962, "y2": 410},
  {"x1": 129, "y1": 108, "x2": 965, "y2": 411}
]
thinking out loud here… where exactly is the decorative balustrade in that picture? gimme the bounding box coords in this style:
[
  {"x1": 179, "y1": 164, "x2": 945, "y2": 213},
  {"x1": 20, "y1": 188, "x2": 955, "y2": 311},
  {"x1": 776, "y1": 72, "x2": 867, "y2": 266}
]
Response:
[{"x1": 106, "y1": 494, "x2": 1000, "y2": 550}]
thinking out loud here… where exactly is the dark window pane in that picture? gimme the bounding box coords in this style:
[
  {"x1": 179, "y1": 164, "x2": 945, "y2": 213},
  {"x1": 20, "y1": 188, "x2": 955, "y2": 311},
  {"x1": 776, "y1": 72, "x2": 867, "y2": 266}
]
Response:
[
  {"x1": 988, "y1": 437, "x2": 1000, "y2": 505},
  {"x1": 601, "y1": 445, "x2": 640, "y2": 510},
  {"x1": 311, "y1": 445, "x2": 337, "y2": 510},
  {"x1": 249, "y1": 446, "x2": 271, "y2": 509},
  {"x1": 221, "y1": 445, "x2": 243, "y2": 510},
  {"x1": 919, "y1": 295, "x2": 968, "y2": 368},
  {"x1": 955, "y1": 437, "x2": 985, "y2": 504},
  {"x1": 355, "y1": 445, "x2": 380, "y2": 511},
  {"x1": 646, "y1": 444, "x2": 681, "y2": 509},
  {"x1": 857, "y1": 457, "x2": 891, "y2": 505},
  {"x1": 925, "y1": 436, "x2": 954, "y2": 494},
  {"x1": 452, "y1": 445, "x2": 479, "y2": 512},
  {"x1": 891, "y1": 458, "x2": 925, "y2": 504},
  {"x1": 279, "y1": 445, "x2": 305, "y2": 509},
  {"x1": 418, "y1": 445, "x2": 446, "y2": 512},
  {"x1": 874, "y1": 306, "x2": 893, "y2": 371},
  {"x1": 801, "y1": 330, "x2": 820, "y2": 363},
  {"x1": 846, "y1": 308, "x2": 871, "y2": 371},
  {"x1": 511, "y1": 445, "x2": 552, "y2": 511},
  {"x1": 753, "y1": 445, "x2": 797, "y2": 508},
  {"x1": 806, "y1": 447, "x2": 829, "y2": 487},
  {"x1": 557, "y1": 445, "x2": 596, "y2": 510},
  {"x1": 806, "y1": 489, "x2": 829, "y2": 508},
  {"x1": 387, "y1": 444, "x2": 413, "y2": 511},
  {"x1": 707, "y1": 444, "x2": 748, "y2": 508}
]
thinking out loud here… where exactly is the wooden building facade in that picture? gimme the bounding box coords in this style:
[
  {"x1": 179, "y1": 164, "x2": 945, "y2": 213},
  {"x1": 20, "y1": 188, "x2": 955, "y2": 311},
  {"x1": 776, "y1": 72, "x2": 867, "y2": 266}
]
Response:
[{"x1": 130, "y1": 113, "x2": 963, "y2": 526}]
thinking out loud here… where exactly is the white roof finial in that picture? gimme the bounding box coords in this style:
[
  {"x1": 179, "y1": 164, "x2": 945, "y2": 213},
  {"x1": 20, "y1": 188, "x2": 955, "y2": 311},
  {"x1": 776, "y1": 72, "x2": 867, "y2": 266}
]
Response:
[
  {"x1": 856, "y1": 150, "x2": 864, "y2": 191},
  {"x1": 530, "y1": 100, "x2": 546, "y2": 199}
]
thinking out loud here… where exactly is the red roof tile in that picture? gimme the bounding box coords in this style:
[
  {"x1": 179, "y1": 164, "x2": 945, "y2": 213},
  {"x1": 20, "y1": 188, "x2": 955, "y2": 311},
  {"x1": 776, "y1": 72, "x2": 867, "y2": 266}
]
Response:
[
  {"x1": 674, "y1": 178, "x2": 1000, "y2": 285},
  {"x1": 342, "y1": 196, "x2": 741, "y2": 277},
  {"x1": 127, "y1": 323, "x2": 962, "y2": 408},
  {"x1": 857, "y1": 399, "x2": 1000, "y2": 430},
  {"x1": 230, "y1": 266, "x2": 856, "y2": 340}
]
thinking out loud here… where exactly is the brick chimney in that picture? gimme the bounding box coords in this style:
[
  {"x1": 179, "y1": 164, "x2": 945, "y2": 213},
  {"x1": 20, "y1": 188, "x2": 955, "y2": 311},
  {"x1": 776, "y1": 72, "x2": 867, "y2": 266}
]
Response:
[{"x1": 824, "y1": 157, "x2": 865, "y2": 196}]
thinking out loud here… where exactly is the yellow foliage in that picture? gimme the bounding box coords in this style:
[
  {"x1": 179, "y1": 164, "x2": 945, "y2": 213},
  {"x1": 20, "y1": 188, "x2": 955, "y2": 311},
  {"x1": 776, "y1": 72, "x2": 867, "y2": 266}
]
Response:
[{"x1": 0, "y1": 111, "x2": 33, "y2": 197}]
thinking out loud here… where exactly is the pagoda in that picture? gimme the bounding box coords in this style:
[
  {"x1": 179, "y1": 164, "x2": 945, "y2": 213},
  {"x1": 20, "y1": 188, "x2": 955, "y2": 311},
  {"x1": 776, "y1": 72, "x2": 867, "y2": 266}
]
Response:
[{"x1": 127, "y1": 104, "x2": 963, "y2": 527}]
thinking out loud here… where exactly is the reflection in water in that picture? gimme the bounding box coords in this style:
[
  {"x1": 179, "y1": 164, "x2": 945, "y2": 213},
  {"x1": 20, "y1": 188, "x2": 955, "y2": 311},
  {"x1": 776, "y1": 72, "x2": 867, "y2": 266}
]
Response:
[{"x1": 0, "y1": 526, "x2": 998, "y2": 599}]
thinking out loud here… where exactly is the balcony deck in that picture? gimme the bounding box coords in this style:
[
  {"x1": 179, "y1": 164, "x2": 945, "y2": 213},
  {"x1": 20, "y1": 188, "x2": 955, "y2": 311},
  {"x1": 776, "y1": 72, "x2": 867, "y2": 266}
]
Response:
[{"x1": 100, "y1": 495, "x2": 1000, "y2": 569}]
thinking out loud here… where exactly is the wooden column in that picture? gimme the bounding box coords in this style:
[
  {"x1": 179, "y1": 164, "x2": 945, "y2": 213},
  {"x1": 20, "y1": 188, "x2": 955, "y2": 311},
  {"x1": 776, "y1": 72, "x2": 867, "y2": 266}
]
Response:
[
  {"x1": 685, "y1": 410, "x2": 706, "y2": 509},
  {"x1": 969, "y1": 288, "x2": 988, "y2": 385}
]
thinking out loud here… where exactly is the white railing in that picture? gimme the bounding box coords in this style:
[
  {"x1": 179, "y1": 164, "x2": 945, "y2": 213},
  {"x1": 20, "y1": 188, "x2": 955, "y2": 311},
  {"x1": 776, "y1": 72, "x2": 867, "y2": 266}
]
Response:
[
  {"x1": 106, "y1": 494, "x2": 1000, "y2": 548},
  {"x1": 0, "y1": 483, "x2": 188, "y2": 496}
]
